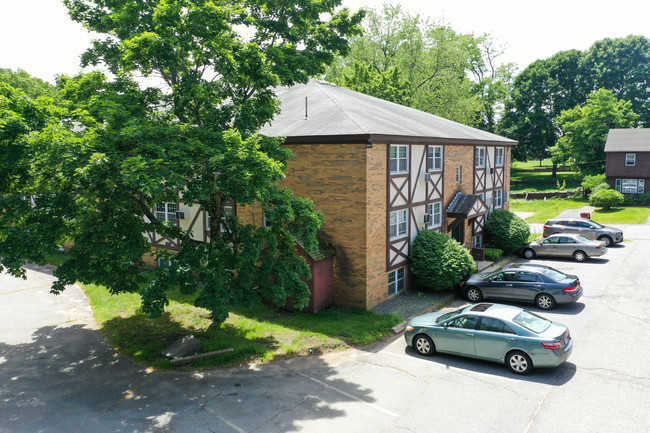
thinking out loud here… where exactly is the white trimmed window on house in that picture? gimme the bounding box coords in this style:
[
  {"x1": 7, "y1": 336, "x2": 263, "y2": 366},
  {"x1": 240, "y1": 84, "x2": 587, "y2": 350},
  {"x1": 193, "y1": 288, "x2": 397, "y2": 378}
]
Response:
[
  {"x1": 426, "y1": 202, "x2": 442, "y2": 228},
  {"x1": 495, "y1": 147, "x2": 504, "y2": 166},
  {"x1": 473, "y1": 234, "x2": 483, "y2": 248},
  {"x1": 388, "y1": 267, "x2": 405, "y2": 296},
  {"x1": 263, "y1": 209, "x2": 273, "y2": 228},
  {"x1": 494, "y1": 189, "x2": 503, "y2": 208},
  {"x1": 427, "y1": 146, "x2": 443, "y2": 171},
  {"x1": 390, "y1": 209, "x2": 408, "y2": 239},
  {"x1": 156, "y1": 203, "x2": 177, "y2": 224},
  {"x1": 475, "y1": 147, "x2": 486, "y2": 168},
  {"x1": 616, "y1": 178, "x2": 645, "y2": 194},
  {"x1": 157, "y1": 258, "x2": 176, "y2": 267},
  {"x1": 390, "y1": 144, "x2": 409, "y2": 173},
  {"x1": 207, "y1": 205, "x2": 234, "y2": 233},
  {"x1": 625, "y1": 153, "x2": 636, "y2": 166},
  {"x1": 456, "y1": 166, "x2": 462, "y2": 183}
]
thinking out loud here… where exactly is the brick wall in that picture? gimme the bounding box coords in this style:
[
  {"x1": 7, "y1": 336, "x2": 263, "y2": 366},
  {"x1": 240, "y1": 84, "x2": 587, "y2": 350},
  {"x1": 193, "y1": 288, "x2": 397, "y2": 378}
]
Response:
[
  {"x1": 276, "y1": 143, "x2": 369, "y2": 309},
  {"x1": 365, "y1": 144, "x2": 388, "y2": 309},
  {"x1": 442, "y1": 145, "x2": 475, "y2": 246}
]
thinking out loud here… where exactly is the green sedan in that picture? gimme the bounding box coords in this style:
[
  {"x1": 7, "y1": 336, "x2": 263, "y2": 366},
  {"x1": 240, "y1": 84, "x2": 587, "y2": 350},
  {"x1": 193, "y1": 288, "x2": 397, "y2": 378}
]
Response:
[{"x1": 404, "y1": 303, "x2": 572, "y2": 374}]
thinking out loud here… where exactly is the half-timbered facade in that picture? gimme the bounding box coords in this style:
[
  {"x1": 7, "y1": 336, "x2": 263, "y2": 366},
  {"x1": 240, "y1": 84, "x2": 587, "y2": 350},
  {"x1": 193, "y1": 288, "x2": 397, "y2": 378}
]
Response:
[{"x1": 146, "y1": 80, "x2": 516, "y2": 310}]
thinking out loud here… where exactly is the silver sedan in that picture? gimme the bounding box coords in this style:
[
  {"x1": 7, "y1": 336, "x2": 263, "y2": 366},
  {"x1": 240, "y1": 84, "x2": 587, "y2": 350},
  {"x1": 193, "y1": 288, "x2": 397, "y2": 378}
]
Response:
[{"x1": 520, "y1": 233, "x2": 607, "y2": 262}]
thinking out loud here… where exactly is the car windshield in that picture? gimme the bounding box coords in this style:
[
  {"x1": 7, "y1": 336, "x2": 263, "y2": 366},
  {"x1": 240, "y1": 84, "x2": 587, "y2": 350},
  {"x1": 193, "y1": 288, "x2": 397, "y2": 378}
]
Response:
[
  {"x1": 436, "y1": 308, "x2": 464, "y2": 323},
  {"x1": 513, "y1": 310, "x2": 551, "y2": 333},
  {"x1": 539, "y1": 268, "x2": 568, "y2": 281},
  {"x1": 575, "y1": 235, "x2": 592, "y2": 243}
]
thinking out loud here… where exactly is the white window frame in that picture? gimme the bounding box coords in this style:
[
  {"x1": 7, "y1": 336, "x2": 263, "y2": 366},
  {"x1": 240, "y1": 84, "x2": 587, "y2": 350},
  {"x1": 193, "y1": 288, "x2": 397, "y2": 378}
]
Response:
[
  {"x1": 390, "y1": 144, "x2": 409, "y2": 174},
  {"x1": 494, "y1": 189, "x2": 503, "y2": 208},
  {"x1": 473, "y1": 234, "x2": 483, "y2": 248},
  {"x1": 390, "y1": 209, "x2": 408, "y2": 239},
  {"x1": 427, "y1": 146, "x2": 443, "y2": 172},
  {"x1": 263, "y1": 209, "x2": 273, "y2": 228},
  {"x1": 157, "y1": 258, "x2": 175, "y2": 267},
  {"x1": 155, "y1": 203, "x2": 177, "y2": 224},
  {"x1": 625, "y1": 153, "x2": 636, "y2": 166},
  {"x1": 388, "y1": 267, "x2": 406, "y2": 297},
  {"x1": 426, "y1": 202, "x2": 442, "y2": 228},
  {"x1": 620, "y1": 179, "x2": 645, "y2": 194},
  {"x1": 495, "y1": 147, "x2": 504, "y2": 167},
  {"x1": 475, "y1": 147, "x2": 486, "y2": 168},
  {"x1": 456, "y1": 166, "x2": 462, "y2": 183}
]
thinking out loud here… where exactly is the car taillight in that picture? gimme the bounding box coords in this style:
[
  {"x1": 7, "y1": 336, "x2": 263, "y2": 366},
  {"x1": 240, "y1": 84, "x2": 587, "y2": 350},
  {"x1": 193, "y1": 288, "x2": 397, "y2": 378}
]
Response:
[
  {"x1": 563, "y1": 284, "x2": 580, "y2": 293},
  {"x1": 543, "y1": 225, "x2": 549, "y2": 230},
  {"x1": 596, "y1": 245, "x2": 603, "y2": 249},
  {"x1": 542, "y1": 341, "x2": 562, "y2": 350}
]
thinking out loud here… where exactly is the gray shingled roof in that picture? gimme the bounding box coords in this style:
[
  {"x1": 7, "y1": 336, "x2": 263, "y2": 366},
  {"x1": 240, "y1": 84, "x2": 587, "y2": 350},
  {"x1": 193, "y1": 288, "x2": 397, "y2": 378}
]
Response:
[
  {"x1": 604, "y1": 129, "x2": 650, "y2": 152},
  {"x1": 447, "y1": 193, "x2": 477, "y2": 217},
  {"x1": 260, "y1": 80, "x2": 517, "y2": 146}
]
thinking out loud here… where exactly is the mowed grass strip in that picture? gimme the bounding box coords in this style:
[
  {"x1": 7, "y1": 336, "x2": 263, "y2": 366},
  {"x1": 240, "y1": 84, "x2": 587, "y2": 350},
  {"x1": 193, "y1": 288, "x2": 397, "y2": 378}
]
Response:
[
  {"x1": 510, "y1": 198, "x2": 650, "y2": 224},
  {"x1": 82, "y1": 281, "x2": 401, "y2": 370}
]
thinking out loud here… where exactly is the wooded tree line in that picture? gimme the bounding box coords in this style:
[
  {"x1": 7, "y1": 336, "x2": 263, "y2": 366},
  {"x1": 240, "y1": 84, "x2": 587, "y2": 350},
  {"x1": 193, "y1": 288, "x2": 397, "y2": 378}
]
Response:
[{"x1": 326, "y1": 4, "x2": 650, "y2": 176}]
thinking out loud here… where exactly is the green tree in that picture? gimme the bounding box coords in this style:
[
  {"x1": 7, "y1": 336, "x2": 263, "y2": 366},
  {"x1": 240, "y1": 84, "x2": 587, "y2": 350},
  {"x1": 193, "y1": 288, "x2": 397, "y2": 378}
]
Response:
[
  {"x1": 499, "y1": 50, "x2": 589, "y2": 163},
  {"x1": 485, "y1": 209, "x2": 530, "y2": 255},
  {"x1": 0, "y1": 0, "x2": 363, "y2": 321},
  {"x1": 326, "y1": 4, "x2": 484, "y2": 126},
  {"x1": 551, "y1": 89, "x2": 639, "y2": 176},
  {"x1": 0, "y1": 68, "x2": 57, "y2": 99}
]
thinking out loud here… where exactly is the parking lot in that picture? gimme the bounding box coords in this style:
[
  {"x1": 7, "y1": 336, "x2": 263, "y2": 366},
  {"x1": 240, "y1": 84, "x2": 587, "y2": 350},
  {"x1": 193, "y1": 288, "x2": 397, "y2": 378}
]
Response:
[{"x1": 1, "y1": 224, "x2": 650, "y2": 432}]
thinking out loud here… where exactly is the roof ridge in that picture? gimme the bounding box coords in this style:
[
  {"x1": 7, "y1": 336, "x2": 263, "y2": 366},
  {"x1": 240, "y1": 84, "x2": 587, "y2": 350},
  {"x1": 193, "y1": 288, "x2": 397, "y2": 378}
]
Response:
[{"x1": 312, "y1": 81, "x2": 369, "y2": 134}]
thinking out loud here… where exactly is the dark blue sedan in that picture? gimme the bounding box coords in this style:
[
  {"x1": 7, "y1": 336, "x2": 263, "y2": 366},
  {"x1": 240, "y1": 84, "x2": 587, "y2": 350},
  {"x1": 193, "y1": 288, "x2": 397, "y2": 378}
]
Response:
[{"x1": 458, "y1": 263, "x2": 583, "y2": 310}]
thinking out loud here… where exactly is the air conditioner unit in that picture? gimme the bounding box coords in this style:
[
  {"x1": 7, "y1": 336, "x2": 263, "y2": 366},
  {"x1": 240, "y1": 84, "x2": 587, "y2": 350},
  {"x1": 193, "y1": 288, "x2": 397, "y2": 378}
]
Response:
[
  {"x1": 422, "y1": 172, "x2": 431, "y2": 182},
  {"x1": 176, "y1": 211, "x2": 185, "y2": 220},
  {"x1": 489, "y1": 167, "x2": 494, "y2": 174},
  {"x1": 423, "y1": 214, "x2": 432, "y2": 224}
]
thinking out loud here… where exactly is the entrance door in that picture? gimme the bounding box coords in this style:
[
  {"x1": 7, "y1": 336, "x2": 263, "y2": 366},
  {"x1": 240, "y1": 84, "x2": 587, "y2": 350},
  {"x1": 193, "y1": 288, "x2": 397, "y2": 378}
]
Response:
[{"x1": 452, "y1": 221, "x2": 464, "y2": 244}]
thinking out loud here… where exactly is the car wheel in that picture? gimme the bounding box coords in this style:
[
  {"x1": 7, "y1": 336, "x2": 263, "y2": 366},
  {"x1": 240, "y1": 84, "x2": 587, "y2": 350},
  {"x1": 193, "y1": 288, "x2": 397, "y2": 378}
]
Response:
[
  {"x1": 523, "y1": 248, "x2": 536, "y2": 259},
  {"x1": 535, "y1": 294, "x2": 556, "y2": 310},
  {"x1": 466, "y1": 287, "x2": 483, "y2": 302},
  {"x1": 506, "y1": 351, "x2": 533, "y2": 375},
  {"x1": 573, "y1": 250, "x2": 587, "y2": 262},
  {"x1": 598, "y1": 235, "x2": 612, "y2": 247},
  {"x1": 413, "y1": 334, "x2": 435, "y2": 356}
]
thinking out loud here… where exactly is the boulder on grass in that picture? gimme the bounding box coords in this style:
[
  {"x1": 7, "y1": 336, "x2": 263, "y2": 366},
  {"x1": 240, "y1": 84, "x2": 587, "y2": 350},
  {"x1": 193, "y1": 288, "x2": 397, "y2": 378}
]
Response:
[{"x1": 162, "y1": 335, "x2": 201, "y2": 359}]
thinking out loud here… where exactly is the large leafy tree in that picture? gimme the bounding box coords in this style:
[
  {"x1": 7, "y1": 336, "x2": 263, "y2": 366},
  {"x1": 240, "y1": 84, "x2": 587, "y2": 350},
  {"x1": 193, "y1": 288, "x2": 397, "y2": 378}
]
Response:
[
  {"x1": 0, "y1": 68, "x2": 57, "y2": 99},
  {"x1": 499, "y1": 49, "x2": 589, "y2": 162},
  {"x1": 325, "y1": 4, "x2": 485, "y2": 126},
  {"x1": 0, "y1": 0, "x2": 363, "y2": 321},
  {"x1": 551, "y1": 89, "x2": 639, "y2": 176}
]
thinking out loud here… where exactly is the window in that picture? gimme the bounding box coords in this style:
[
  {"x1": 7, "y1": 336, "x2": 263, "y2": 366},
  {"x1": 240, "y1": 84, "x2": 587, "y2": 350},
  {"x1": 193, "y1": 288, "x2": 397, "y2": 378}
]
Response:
[
  {"x1": 427, "y1": 146, "x2": 443, "y2": 171},
  {"x1": 475, "y1": 192, "x2": 485, "y2": 203},
  {"x1": 475, "y1": 147, "x2": 486, "y2": 168},
  {"x1": 157, "y1": 258, "x2": 176, "y2": 267},
  {"x1": 390, "y1": 145, "x2": 409, "y2": 173},
  {"x1": 616, "y1": 178, "x2": 645, "y2": 194},
  {"x1": 449, "y1": 315, "x2": 478, "y2": 329},
  {"x1": 390, "y1": 209, "x2": 408, "y2": 239},
  {"x1": 495, "y1": 147, "x2": 504, "y2": 167},
  {"x1": 479, "y1": 317, "x2": 515, "y2": 334},
  {"x1": 206, "y1": 205, "x2": 234, "y2": 234},
  {"x1": 426, "y1": 202, "x2": 442, "y2": 228},
  {"x1": 388, "y1": 267, "x2": 405, "y2": 296},
  {"x1": 625, "y1": 153, "x2": 636, "y2": 166},
  {"x1": 155, "y1": 203, "x2": 177, "y2": 224},
  {"x1": 456, "y1": 166, "x2": 462, "y2": 183},
  {"x1": 494, "y1": 189, "x2": 503, "y2": 208},
  {"x1": 263, "y1": 210, "x2": 272, "y2": 228},
  {"x1": 473, "y1": 235, "x2": 482, "y2": 248},
  {"x1": 517, "y1": 271, "x2": 539, "y2": 282}
]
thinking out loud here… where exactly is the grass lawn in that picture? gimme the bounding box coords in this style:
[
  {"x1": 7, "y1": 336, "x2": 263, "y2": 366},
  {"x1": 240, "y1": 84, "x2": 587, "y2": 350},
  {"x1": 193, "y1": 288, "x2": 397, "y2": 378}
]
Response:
[
  {"x1": 509, "y1": 198, "x2": 589, "y2": 223},
  {"x1": 592, "y1": 206, "x2": 650, "y2": 224},
  {"x1": 80, "y1": 280, "x2": 401, "y2": 370}
]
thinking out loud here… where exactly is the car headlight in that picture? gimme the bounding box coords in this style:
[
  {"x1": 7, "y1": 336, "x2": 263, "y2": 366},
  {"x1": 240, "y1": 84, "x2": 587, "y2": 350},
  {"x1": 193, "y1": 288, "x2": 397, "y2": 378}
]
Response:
[{"x1": 405, "y1": 326, "x2": 414, "y2": 332}]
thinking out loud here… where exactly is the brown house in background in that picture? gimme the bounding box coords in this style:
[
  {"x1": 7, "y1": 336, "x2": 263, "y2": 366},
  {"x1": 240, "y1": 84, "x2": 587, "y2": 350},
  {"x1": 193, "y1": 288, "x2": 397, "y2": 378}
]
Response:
[{"x1": 604, "y1": 129, "x2": 650, "y2": 194}]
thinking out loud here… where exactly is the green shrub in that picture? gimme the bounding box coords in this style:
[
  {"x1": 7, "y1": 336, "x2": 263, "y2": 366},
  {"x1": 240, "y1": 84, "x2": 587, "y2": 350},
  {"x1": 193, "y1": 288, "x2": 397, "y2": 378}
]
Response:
[
  {"x1": 623, "y1": 194, "x2": 642, "y2": 205},
  {"x1": 590, "y1": 182, "x2": 611, "y2": 196},
  {"x1": 590, "y1": 189, "x2": 624, "y2": 209},
  {"x1": 484, "y1": 248, "x2": 503, "y2": 262},
  {"x1": 641, "y1": 192, "x2": 650, "y2": 205},
  {"x1": 485, "y1": 209, "x2": 530, "y2": 255},
  {"x1": 409, "y1": 230, "x2": 476, "y2": 292},
  {"x1": 581, "y1": 174, "x2": 606, "y2": 192}
]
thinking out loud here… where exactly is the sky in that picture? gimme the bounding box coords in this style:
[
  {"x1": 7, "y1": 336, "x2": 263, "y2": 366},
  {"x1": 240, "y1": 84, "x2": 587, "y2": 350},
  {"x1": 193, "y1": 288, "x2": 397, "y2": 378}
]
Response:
[{"x1": 2, "y1": 0, "x2": 650, "y2": 84}]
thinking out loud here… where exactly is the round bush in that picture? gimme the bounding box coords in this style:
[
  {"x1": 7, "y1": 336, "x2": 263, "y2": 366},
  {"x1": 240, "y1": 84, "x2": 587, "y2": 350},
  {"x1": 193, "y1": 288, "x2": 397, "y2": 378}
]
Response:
[
  {"x1": 590, "y1": 182, "x2": 611, "y2": 196},
  {"x1": 409, "y1": 230, "x2": 476, "y2": 292},
  {"x1": 590, "y1": 189, "x2": 624, "y2": 209},
  {"x1": 485, "y1": 209, "x2": 530, "y2": 255}
]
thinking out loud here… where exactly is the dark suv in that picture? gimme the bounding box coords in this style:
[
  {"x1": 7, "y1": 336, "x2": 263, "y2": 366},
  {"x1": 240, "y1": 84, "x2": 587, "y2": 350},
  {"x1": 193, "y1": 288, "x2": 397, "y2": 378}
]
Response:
[{"x1": 542, "y1": 217, "x2": 623, "y2": 246}]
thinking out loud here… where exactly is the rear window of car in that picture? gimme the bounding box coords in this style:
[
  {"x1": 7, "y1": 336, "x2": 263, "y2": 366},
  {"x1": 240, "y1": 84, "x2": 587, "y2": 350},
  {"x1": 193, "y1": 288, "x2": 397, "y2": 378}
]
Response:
[
  {"x1": 576, "y1": 235, "x2": 591, "y2": 243},
  {"x1": 513, "y1": 310, "x2": 551, "y2": 333},
  {"x1": 539, "y1": 268, "x2": 567, "y2": 281}
]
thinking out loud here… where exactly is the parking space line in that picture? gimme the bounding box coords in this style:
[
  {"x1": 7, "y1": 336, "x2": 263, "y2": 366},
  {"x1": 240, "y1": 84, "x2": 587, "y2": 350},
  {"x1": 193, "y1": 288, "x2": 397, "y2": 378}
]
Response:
[{"x1": 296, "y1": 372, "x2": 398, "y2": 417}]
